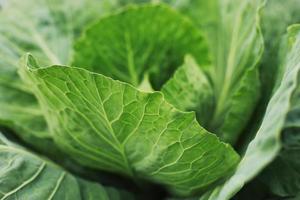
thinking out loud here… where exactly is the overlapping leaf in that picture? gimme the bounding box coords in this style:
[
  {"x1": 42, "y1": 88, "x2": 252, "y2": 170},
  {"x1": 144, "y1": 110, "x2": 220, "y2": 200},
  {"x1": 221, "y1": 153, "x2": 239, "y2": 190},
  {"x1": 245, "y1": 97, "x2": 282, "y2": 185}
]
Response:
[
  {"x1": 205, "y1": 24, "x2": 300, "y2": 200},
  {"x1": 0, "y1": 0, "x2": 114, "y2": 153},
  {"x1": 72, "y1": 4, "x2": 211, "y2": 90},
  {"x1": 214, "y1": 0, "x2": 300, "y2": 196},
  {"x1": 0, "y1": 133, "x2": 132, "y2": 200},
  {"x1": 161, "y1": 55, "x2": 214, "y2": 126},
  {"x1": 2, "y1": 1, "x2": 296, "y2": 199},
  {"x1": 165, "y1": 0, "x2": 264, "y2": 144},
  {"x1": 259, "y1": 24, "x2": 300, "y2": 198}
]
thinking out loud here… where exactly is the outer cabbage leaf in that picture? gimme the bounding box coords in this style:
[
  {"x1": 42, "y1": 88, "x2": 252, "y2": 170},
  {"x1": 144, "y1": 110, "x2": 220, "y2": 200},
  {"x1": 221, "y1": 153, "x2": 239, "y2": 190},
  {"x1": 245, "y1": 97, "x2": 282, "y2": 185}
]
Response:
[
  {"x1": 0, "y1": 133, "x2": 133, "y2": 200},
  {"x1": 204, "y1": 24, "x2": 300, "y2": 200},
  {"x1": 166, "y1": 0, "x2": 264, "y2": 144},
  {"x1": 108, "y1": 1, "x2": 263, "y2": 145},
  {"x1": 71, "y1": 3, "x2": 211, "y2": 90},
  {"x1": 0, "y1": 0, "x2": 113, "y2": 153},
  {"x1": 19, "y1": 54, "x2": 239, "y2": 196},
  {"x1": 237, "y1": 0, "x2": 300, "y2": 153},
  {"x1": 71, "y1": 3, "x2": 217, "y2": 144},
  {"x1": 259, "y1": 19, "x2": 300, "y2": 197},
  {"x1": 230, "y1": 0, "x2": 300, "y2": 196}
]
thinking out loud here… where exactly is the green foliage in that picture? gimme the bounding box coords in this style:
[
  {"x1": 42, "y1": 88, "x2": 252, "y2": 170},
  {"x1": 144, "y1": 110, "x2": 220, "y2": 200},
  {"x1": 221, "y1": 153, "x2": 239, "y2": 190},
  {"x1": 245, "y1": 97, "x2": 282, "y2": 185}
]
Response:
[
  {"x1": 20, "y1": 53, "x2": 239, "y2": 196},
  {"x1": 205, "y1": 24, "x2": 300, "y2": 200},
  {"x1": 0, "y1": 0, "x2": 115, "y2": 156},
  {"x1": 0, "y1": 0, "x2": 300, "y2": 199},
  {"x1": 72, "y1": 4, "x2": 211, "y2": 89},
  {"x1": 0, "y1": 133, "x2": 132, "y2": 200}
]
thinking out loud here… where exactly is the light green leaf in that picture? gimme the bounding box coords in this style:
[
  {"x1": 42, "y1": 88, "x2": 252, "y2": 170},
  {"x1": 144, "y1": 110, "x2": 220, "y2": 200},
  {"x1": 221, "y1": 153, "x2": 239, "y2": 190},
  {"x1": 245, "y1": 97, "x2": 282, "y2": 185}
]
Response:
[
  {"x1": 259, "y1": 3, "x2": 300, "y2": 194},
  {"x1": 72, "y1": 2, "x2": 263, "y2": 144},
  {"x1": 236, "y1": 0, "x2": 300, "y2": 193},
  {"x1": 249, "y1": 0, "x2": 300, "y2": 145},
  {"x1": 0, "y1": 133, "x2": 133, "y2": 200},
  {"x1": 161, "y1": 55, "x2": 214, "y2": 126},
  {"x1": 206, "y1": 24, "x2": 300, "y2": 200},
  {"x1": 169, "y1": 0, "x2": 264, "y2": 144},
  {"x1": 227, "y1": 0, "x2": 300, "y2": 159},
  {"x1": 20, "y1": 54, "x2": 239, "y2": 196},
  {"x1": 0, "y1": 0, "x2": 114, "y2": 153},
  {"x1": 71, "y1": 3, "x2": 211, "y2": 90}
]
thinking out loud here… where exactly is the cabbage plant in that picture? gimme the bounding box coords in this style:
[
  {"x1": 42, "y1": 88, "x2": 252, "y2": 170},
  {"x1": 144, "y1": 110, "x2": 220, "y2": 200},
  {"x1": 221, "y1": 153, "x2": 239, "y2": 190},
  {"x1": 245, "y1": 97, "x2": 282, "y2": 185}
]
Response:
[{"x1": 0, "y1": 0, "x2": 300, "y2": 199}]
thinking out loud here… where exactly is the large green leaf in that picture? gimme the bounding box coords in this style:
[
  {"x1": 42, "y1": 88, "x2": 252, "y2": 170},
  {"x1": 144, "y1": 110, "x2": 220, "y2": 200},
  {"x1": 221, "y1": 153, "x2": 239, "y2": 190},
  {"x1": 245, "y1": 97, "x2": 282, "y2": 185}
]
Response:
[
  {"x1": 113, "y1": 0, "x2": 265, "y2": 145},
  {"x1": 71, "y1": 3, "x2": 211, "y2": 90},
  {"x1": 259, "y1": 9, "x2": 300, "y2": 195},
  {"x1": 71, "y1": 1, "x2": 264, "y2": 144},
  {"x1": 235, "y1": 0, "x2": 300, "y2": 196},
  {"x1": 238, "y1": 0, "x2": 300, "y2": 152},
  {"x1": 220, "y1": 0, "x2": 300, "y2": 172},
  {"x1": 205, "y1": 24, "x2": 300, "y2": 200},
  {"x1": 0, "y1": 0, "x2": 114, "y2": 153},
  {"x1": 19, "y1": 54, "x2": 239, "y2": 196},
  {"x1": 0, "y1": 133, "x2": 133, "y2": 200}
]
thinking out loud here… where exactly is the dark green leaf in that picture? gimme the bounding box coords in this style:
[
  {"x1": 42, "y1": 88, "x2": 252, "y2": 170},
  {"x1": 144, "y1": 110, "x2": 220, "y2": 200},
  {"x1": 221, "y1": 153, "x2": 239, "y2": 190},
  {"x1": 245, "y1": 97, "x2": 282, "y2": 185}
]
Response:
[{"x1": 72, "y1": 3, "x2": 211, "y2": 90}]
